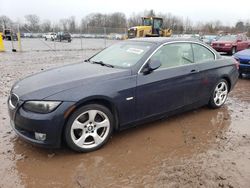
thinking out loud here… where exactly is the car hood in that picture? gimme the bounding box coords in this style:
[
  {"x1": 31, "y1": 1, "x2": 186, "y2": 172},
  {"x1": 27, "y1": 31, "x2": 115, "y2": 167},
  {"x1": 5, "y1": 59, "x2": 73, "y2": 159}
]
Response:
[
  {"x1": 234, "y1": 49, "x2": 250, "y2": 62},
  {"x1": 11, "y1": 62, "x2": 131, "y2": 100},
  {"x1": 235, "y1": 49, "x2": 250, "y2": 57}
]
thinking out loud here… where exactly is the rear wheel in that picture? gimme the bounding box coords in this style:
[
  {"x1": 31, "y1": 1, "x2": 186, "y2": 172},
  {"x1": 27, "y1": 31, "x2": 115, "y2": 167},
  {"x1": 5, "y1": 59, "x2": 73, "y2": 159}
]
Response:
[
  {"x1": 231, "y1": 47, "x2": 236, "y2": 55},
  {"x1": 64, "y1": 104, "x2": 114, "y2": 152},
  {"x1": 208, "y1": 79, "x2": 229, "y2": 109}
]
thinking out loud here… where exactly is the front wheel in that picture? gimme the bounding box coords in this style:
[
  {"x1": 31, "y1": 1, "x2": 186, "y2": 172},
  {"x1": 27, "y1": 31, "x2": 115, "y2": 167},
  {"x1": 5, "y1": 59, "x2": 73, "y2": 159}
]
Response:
[
  {"x1": 231, "y1": 47, "x2": 236, "y2": 55},
  {"x1": 208, "y1": 79, "x2": 229, "y2": 109},
  {"x1": 64, "y1": 104, "x2": 114, "y2": 152},
  {"x1": 239, "y1": 72, "x2": 243, "y2": 79}
]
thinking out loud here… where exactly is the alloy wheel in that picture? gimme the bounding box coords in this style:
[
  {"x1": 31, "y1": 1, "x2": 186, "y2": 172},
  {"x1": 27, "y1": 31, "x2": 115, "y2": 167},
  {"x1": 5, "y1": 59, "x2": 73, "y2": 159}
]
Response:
[
  {"x1": 70, "y1": 109, "x2": 110, "y2": 149},
  {"x1": 213, "y1": 81, "x2": 228, "y2": 106}
]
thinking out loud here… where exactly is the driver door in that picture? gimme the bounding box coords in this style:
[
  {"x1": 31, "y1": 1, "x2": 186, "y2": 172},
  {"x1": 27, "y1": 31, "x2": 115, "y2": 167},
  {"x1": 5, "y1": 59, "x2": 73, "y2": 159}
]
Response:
[{"x1": 136, "y1": 42, "x2": 201, "y2": 120}]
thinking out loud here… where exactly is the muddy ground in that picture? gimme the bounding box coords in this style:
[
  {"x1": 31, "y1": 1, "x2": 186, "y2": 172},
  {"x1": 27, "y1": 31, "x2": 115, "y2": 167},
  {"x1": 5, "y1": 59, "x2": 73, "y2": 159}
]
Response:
[{"x1": 0, "y1": 39, "x2": 250, "y2": 188}]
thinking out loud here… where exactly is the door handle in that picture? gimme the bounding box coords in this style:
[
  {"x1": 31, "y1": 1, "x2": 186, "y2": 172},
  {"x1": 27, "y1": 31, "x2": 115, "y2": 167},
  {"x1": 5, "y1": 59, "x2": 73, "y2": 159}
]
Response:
[{"x1": 190, "y1": 69, "x2": 199, "y2": 73}]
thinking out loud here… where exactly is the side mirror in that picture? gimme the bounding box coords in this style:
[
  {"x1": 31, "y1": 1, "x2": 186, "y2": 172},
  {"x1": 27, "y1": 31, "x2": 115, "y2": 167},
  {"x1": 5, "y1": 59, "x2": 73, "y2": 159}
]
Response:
[{"x1": 142, "y1": 59, "x2": 161, "y2": 74}]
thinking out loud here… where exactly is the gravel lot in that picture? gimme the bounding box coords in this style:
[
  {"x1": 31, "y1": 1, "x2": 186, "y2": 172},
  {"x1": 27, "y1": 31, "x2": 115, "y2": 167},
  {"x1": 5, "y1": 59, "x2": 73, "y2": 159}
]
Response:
[
  {"x1": 4, "y1": 38, "x2": 118, "y2": 52},
  {"x1": 0, "y1": 39, "x2": 250, "y2": 188}
]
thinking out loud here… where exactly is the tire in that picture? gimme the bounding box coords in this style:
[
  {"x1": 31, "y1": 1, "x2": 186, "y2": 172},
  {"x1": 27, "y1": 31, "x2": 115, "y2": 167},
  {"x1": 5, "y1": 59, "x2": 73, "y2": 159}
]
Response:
[
  {"x1": 208, "y1": 79, "x2": 229, "y2": 109},
  {"x1": 45, "y1": 37, "x2": 47, "y2": 41},
  {"x1": 239, "y1": 72, "x2": 243, "y2": 79},
  {"x1": 64, "y1": 104, "x2": 114, "y2": 152}
]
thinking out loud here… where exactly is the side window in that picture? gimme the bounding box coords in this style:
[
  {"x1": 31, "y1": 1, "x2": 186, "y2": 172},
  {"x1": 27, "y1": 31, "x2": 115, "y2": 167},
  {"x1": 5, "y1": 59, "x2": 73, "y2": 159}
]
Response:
[
  {"x1": 192, "y1": 44, "x2": 214, "y2": 63},
  {"x1": 151, "y1": 43, "x2": 194, "y2": 69},
  {"x1": 237, "y1": 35, "x2": 243, "y2": 41}
]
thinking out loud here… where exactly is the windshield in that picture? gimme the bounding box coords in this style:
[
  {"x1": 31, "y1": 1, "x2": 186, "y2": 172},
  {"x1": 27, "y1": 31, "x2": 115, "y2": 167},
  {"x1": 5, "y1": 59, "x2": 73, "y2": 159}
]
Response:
[
  {"x1": 143, "y1": 18, "x2": 152, "y2": 26},
  {"x1": 89, "y1": 41, "x2": 153, "y2": 68},
  {"x1": 218, "y1": 35, "x2": 237, "y2": 42}
]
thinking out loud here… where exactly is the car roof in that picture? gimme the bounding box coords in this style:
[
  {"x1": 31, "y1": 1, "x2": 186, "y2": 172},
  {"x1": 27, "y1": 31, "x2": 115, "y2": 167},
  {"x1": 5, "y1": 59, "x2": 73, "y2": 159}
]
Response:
[{"x1": 129, "y1": 37, "x2": 201, "y2": 44}]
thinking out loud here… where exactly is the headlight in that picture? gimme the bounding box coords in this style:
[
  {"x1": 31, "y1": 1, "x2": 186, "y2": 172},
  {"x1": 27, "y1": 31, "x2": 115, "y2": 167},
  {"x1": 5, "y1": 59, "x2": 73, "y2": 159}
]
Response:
[
  {"x1": 23, "y1": 101, "x2": 61, "y2": 114},
  {"x1": 225, "y1": 43, "x2": 232, "y2": 47}
]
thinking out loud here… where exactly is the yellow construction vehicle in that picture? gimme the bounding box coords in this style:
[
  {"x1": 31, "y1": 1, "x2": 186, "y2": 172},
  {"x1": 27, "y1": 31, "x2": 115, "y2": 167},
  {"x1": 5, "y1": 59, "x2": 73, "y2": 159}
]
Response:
[{"x1": 128, "y1": 17, "x2": 172, "y2": 38}]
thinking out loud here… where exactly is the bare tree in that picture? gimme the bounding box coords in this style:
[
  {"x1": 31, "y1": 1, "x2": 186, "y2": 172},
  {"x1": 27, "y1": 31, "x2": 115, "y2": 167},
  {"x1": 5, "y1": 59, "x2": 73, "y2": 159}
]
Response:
[
  {"x1": 127, "y1": 13, "x2": 142, "y2": 27},
  {"x1": 0, "y1": 15, "x2": 13, "y2": 30},
  {"x1": 41, "y1": 20, "x2": 51, "y2": 32},
  {"x1": 235, "y1": 21, "x2": 245, "y2": 32},
  {"x1": 59, "y1": 19, "x2": 69, "y2": 31},
  {"x1": 2, "y1": 10, "x2": 250, "y2": 36},
  {"x1": 24, "y1": 14, "x2": 40, "y2": 32},
  {"x1": 184, "y1": 17, "x2": 193, "y2": 33},
  {"x1": 68, "y1": 16, "x2": 76, "y2": 33},
  {"x1": 109, "y1": 12, "x2": 127, "y2": 28},
  {"x1": 144, "y1": 9, "x2": 156, "y2": 17}
]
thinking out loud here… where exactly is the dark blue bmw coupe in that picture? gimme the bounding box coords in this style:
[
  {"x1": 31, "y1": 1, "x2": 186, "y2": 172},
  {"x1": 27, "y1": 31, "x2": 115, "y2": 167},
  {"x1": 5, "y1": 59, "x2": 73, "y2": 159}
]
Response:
[{"x1": 8, "y1": 38, "x2": 239, "y2": 152}]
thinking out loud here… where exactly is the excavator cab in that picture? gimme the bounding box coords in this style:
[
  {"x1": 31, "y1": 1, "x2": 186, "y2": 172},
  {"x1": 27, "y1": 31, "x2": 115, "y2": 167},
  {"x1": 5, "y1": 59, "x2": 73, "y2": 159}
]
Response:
[{"x1": 142, "y1": 17, "x2": 163, "y2": 35}]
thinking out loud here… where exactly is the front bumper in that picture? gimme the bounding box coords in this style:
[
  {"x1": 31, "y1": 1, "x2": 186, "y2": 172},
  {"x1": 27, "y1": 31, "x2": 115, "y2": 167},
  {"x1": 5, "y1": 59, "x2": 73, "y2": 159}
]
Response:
[
  {"x1": 8, "y1": 99, "x2": 75, "y2": 148},
  {"x1": 239, "y1": 63, "x2": 250, "y2": 74},
  {"x1": 212, "y1": 46, "x2": 232, "y2": 53}
]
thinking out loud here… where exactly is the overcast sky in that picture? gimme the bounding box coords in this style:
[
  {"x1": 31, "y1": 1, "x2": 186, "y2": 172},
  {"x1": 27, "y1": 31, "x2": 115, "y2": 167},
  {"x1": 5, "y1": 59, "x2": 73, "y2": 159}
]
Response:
[{"x1": 1, "y1": 0, "x2": 250, "y2": 25}]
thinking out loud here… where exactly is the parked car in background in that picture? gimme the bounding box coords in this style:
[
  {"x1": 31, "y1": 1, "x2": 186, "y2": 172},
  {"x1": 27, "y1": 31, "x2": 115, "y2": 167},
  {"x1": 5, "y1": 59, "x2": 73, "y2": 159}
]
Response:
[
  {"x1": 23, "y1": 33, "x2": 34, "y2": 38},
  {"x1": 3, "y1": 29, "x2": 18, "y2": 41},
  {"x1": 173, "y1": 34, "x2": 202, "y2": 41},
  {"x1": 211, "y1": 34, "x2": 249, "y2": 55},
  {"x1": 55, "y1": 32, "x2": 71, "y2": 42},
  {"x1": 234, "y1": 49, "x2": 250, "y2": 77},
  {"x1": 44, "y1": 32, "x2": 57, "y2": 41},
  {"x1": 201, "y1": 35, "x2": 218, "y2": 45},
  {"x1": 8, "y1": 38, "x2": 239, "y2": 152},
  {"x1": 108, "y1": 33, "x2": 124, "y2": 40}
]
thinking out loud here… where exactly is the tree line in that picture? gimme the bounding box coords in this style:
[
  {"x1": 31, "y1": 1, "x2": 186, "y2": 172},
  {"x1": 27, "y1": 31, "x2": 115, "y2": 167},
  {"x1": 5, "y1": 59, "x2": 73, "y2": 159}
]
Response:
[{"x1": 0, "y1": 9, "x2": 250, "y2": 36}]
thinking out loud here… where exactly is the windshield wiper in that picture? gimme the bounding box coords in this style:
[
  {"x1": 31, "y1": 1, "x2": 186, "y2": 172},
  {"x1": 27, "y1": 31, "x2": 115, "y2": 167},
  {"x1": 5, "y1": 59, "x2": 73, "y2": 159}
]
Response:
[{"x1": 91, "y1": 61, "x2": 114, "y2": 68}]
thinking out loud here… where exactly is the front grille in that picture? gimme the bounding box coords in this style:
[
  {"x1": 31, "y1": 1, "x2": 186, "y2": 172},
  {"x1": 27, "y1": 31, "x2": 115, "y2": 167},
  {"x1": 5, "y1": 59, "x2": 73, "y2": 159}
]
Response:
[
  {"x1": 128, "y1": 29, "x2": 137, "y2": 38},
  {"x1": 240, "y1": 59, "x2": 250, "y2": 64},
  {"x1": 10, "y1": 93, "x2": 19, "y2": 108}
]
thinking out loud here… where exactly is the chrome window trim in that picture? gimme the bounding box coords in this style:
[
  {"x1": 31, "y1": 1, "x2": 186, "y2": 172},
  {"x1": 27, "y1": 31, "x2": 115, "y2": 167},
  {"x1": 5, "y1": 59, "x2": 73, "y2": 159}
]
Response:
[{"x1": 138, "y1": 41, "x2": 217, "y2": 74}]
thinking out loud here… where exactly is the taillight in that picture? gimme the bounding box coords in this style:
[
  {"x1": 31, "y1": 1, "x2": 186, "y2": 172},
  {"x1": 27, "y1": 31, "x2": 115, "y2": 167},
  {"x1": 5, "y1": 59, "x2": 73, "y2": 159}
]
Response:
[{"x1": 233, "y1": 57, "x2": 240, "y2": 70}]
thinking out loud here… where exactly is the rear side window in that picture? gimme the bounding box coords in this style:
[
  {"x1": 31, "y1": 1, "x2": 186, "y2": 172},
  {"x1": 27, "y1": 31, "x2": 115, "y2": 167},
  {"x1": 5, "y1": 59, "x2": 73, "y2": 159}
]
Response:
[{"x1": 192, "y1": 44, "x2": 215, "y2": 63}]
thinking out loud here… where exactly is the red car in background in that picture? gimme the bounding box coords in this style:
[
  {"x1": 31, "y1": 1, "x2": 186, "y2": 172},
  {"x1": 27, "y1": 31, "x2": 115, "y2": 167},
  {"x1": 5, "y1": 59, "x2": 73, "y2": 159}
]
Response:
[{"x1": 211, "y1": 34, "x2": 249, "y2": 55}]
